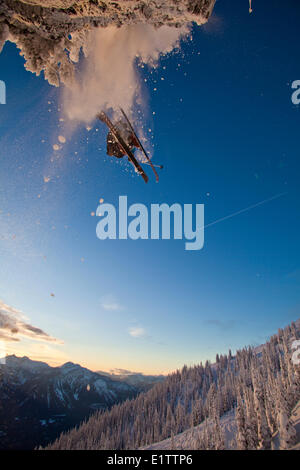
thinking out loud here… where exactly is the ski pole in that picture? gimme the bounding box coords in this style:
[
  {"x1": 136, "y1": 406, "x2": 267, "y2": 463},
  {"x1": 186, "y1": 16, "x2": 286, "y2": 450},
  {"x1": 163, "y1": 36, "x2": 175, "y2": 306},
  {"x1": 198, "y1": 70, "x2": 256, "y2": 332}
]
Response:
[{"x1": 142, "y1": 162, "x2": 163, "y2": 169}]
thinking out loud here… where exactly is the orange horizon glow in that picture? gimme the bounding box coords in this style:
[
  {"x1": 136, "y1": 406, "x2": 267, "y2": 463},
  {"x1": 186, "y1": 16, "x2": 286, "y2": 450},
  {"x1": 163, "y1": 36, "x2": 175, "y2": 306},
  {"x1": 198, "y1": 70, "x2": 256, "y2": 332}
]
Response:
[{"x1": 2, "y1": 341, "x2": 171, "y2": 376}]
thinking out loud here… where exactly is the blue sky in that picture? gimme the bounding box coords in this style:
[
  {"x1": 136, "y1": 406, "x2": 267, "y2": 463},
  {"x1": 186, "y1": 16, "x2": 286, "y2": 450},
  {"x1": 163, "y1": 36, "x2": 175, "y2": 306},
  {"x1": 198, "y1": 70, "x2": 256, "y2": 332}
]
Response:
[{"x1": 0, "y1": 0, "x2": 300, "y2": 373}]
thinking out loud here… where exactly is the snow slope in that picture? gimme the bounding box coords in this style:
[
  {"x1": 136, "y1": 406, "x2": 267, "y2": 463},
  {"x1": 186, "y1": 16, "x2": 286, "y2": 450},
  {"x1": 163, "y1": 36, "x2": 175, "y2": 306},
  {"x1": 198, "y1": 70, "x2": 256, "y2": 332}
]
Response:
[
  {"x1": 271, "y1": 401, "x2": 300, "y2": 450},
  {"x1": 143, "y1": 410, "x2": 237, "y2": 450},
  {"x1": 143, "y1": 402, "x2": 300, "y2": 451},
  {"x1": 291, "y1": 401, "x2": 300, "y2": 450}
]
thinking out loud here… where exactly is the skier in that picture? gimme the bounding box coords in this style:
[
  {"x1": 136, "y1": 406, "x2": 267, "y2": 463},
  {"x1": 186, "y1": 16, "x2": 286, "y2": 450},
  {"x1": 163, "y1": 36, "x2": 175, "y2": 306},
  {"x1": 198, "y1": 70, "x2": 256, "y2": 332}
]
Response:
[
  {"x1": 99, "y1": 114, "x2": 141, "y2": 159},
  {"x1": 97, "y1": 109, "x2": 162, "y2": 183}
]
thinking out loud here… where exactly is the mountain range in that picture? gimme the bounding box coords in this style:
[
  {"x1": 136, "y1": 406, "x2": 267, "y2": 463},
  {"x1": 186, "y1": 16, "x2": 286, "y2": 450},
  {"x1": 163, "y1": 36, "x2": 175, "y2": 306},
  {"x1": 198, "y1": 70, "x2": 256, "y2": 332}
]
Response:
[
  {"x1": 96, "y1": 370, "x2": 165, "y2": 391},
  {"x1": 0, "y1": 355, "x2": 164, "y2": 449},
  {"x1": 2, "y1": 318, "x2": 300, "y2": 450}
]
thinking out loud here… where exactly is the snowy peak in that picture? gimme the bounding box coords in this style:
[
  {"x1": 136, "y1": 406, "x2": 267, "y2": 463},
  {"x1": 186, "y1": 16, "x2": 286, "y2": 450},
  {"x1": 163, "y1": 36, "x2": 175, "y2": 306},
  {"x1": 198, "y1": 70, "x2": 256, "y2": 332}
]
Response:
[
  {"x1": 4, "y1": 354, "x2": 51, "y2": 373},
  {"x1": 60, "y1": 362, "x2": 83, "y2": 373}
]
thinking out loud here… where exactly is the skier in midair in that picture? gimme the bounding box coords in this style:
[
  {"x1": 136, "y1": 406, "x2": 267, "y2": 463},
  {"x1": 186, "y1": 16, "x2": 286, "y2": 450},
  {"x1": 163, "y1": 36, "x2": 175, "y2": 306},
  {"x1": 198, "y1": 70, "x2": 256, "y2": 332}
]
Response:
[
  {"x1": 98, "y1": 114, "x2": 141, "y2": 159},
  {"x1": 97, "y1": 109, "x2": 162, "y2": 183}
]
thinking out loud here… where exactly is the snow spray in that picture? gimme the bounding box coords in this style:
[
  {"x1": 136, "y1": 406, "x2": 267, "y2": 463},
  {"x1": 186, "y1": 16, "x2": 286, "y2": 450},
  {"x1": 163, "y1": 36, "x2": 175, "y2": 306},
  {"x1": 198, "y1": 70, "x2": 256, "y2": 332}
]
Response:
[{"x1": 63, "y1": 24, "x2": 189, "y2": 123}]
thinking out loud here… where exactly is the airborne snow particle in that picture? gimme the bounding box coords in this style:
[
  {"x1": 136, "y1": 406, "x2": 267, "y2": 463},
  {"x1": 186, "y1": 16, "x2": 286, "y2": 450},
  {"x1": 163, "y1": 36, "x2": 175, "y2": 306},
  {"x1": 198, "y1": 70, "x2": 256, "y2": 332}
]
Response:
[
  {"x1": 58, "y1": 135, "x2": 66, "y2": 143},
  {"x1": 53, "y1": 144, "x2": 60, "y2": 151},
  {"x1": 90, "y1": 212, "x2": 95, "y2": 217},
  {"x1": 43, "y1": 176, "x2": 51, "y2": 183},
  {"x1": 64, "y1": 24, "x2": 191, "y2": 122}
]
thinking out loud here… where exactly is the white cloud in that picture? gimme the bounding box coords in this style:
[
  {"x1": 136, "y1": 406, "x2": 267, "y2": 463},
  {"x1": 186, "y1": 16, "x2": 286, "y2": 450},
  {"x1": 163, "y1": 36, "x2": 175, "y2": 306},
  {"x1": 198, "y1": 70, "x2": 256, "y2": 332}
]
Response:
[
  {"x1": 101, "y1": 295, "x2": 122, "y2": 311},
  {"x1": 102, "y1": 302, "x2": 121, "y2": 311},
  {"x1": 128, "y1": 326, "x2": 147, "y2": 338}
]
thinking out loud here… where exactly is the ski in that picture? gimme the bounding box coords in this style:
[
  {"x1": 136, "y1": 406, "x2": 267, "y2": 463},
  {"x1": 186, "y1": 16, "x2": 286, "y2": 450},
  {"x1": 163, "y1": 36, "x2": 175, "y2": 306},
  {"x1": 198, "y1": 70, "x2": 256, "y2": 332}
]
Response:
[
  {"x1": 120, "y1": 108, "x2": 160, "y2": 183},
  {"x1": 97, "y1": 111, "x2": 149, "y2": 184}
]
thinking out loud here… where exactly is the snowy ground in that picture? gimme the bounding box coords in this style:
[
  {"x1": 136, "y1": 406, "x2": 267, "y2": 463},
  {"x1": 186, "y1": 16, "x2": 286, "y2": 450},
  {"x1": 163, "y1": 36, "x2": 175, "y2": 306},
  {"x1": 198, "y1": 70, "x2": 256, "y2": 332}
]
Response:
[
  {"x1": 272, "y1": 400, "x2": 300, "y2": 450},
  {"x1": 143, "y1": 401, "x2": 300, "y2": 450},
  {"x1": 142, "y1": 410, "x2": 237, "y2": 450},
  {"x1": 291, "y1": 401, "x2": 300, "y2": 450}
]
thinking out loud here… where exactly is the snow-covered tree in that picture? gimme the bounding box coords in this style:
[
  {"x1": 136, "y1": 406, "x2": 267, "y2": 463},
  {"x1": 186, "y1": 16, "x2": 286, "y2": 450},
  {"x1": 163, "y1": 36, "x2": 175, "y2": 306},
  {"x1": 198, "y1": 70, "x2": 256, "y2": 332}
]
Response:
[
  {"x1": 236, "y1": 394, "x2": 247, "y2": 449},
  {"x1": 276, "y1": 379, "x2": 297, "y2": 449},
  {"x1": 252, "y1": 368, "x2": 272, "y2": 449}
]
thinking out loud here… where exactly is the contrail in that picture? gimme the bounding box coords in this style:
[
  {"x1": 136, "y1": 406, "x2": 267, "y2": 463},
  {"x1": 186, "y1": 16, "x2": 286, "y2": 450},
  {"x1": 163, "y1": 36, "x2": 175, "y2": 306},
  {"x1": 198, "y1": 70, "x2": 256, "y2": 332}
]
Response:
[{"x1": 203, "y1": 192, "x2": 287, "y2": 230}]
